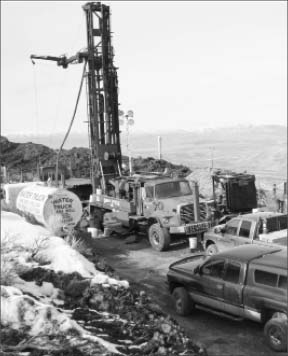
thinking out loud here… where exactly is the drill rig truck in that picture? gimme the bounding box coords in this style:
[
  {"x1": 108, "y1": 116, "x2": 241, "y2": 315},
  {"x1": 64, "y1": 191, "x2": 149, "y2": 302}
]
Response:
[
  {"x1": 31, "y1": 1, "x2": 213, "y2": 251},
  {"x1": 31, "y1": 2, "x2": 257, "y2": 251}
]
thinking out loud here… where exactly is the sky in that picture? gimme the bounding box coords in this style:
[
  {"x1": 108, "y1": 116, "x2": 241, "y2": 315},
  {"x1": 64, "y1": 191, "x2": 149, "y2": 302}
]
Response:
[{"x1": 1, "y1": 1, "x2": 287, "y2": 137}]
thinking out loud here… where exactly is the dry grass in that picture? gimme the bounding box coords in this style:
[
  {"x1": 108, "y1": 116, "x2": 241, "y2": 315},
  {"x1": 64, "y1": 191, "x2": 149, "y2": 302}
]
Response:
[
  {"x1": 31, "y1": 237, "x2": 50, "y2": 259},
  {"x1": 64, "y1": 232, "x2": 93, "y2": 257},
  {"x1": 0, "y1": 232, "x2": 51, "y2": 285}
]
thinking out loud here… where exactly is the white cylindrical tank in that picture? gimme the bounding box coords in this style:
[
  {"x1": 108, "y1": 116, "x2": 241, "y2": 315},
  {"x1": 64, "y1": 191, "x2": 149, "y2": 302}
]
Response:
[
  {"x1": 3, "y1": 182, "x2": 44, "y2": 211},
  {"x1": 16, "y1": 185, "x2": 82, "y2": 235}
]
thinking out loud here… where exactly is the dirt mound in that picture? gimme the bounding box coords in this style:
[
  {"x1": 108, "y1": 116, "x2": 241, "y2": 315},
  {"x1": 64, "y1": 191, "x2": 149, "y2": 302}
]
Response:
[
  {"x1": 187, "y1": 169, "x2": 214, "y2": 198},
  {"x1": 3, "y1": 260, "x2": 206, "y2": 356},
  {"x1": 0, "y1": 136, "x2": 191, "y2": 182}
]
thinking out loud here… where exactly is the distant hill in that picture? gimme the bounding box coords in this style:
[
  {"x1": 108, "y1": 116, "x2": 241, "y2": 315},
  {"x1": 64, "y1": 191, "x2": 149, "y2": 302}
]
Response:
[
  {"x1": 5, "y1": 125, "x2": 287, "y2": 188},
  {"x1": 0, "y1": 136, "x2": 91, "y2": 180}
]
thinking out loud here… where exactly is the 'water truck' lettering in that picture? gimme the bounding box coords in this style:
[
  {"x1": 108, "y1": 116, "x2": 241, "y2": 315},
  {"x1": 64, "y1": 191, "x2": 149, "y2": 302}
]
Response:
[{"x1": 16, "y1": 186, "x2": 82, "y2": 236}]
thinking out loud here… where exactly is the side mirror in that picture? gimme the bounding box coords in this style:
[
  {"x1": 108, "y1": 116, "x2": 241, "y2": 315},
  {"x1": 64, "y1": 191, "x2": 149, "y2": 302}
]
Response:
[{"x1": 214, "y1": 225, "x2": 225, "y2": 234}]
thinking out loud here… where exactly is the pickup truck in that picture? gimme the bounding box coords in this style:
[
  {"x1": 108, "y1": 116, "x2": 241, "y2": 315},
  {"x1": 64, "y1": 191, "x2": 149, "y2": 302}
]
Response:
[
  {"x1": 203, "y1": 212, "x2": 287, "y2": 256},
  {"x1": 167, "y1": 245, "x2": 287, "y2": 352}
]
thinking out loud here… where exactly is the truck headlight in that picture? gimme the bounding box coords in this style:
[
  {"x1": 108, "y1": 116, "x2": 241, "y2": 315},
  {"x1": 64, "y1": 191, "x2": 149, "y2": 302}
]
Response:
[{"x1": 162, "y1": 217, "x2": 170, "y2": 224}]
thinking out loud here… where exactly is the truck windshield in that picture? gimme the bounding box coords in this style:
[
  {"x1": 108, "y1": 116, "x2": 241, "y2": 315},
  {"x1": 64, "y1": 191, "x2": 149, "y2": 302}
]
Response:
[{"x1": 155, "y1": 181, "x2": 192, "y2": 199}]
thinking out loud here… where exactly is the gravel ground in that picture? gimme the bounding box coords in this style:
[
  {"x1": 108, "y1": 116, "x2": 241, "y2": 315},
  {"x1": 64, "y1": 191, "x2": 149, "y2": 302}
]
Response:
[{"x1": 88, "y1": 233, "x2": 286, "y2": 356}]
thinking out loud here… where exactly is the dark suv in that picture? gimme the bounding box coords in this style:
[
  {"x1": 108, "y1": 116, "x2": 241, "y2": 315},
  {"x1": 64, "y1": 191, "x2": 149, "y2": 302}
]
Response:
[{"x1": 167, "y1": 245, "x2": 287, "y2": 352}]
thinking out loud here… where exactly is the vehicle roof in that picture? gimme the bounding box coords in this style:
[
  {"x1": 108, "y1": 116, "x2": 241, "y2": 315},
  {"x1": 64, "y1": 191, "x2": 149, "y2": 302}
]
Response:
[
  {"x1": 120, "y1": 174, "x2": 188, "y2": 185},
  {"x1": 233, "y1": 211, "x2": 286, "y2": 222},
  {"x1": 251, "y1": 248, "x2": 287, "y2": 270},
  {"x1": 215, "y1": 244, "x2": 285, "y2": 263},
  {"x1": 140, "y1": 177, "x2": 187, "y2": 185},
  {"x1": 213, "y1": 172, "x2": 255, "y2": 179}
]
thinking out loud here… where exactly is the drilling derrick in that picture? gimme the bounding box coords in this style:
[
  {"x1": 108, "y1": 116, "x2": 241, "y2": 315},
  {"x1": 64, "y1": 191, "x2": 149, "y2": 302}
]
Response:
[
  {"x1": 83, "y1": 2, "x2": 121, "y2": 193},
  {"x1": 30, "y1": 2, "x2": 122, "y2": 193}
]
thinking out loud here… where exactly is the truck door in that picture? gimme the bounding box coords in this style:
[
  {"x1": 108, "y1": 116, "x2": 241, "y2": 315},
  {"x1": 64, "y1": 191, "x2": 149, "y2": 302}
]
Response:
[
  {"x1": 198, "y1": 258, "x2": 226, "y2": 311},
  {"x1": 235, "y1": 219, "x2": 254, "y2": 245},
  {"x1": 223, "y1": 260, "x2": 244, "y2": 316},
  {"x1": 134, "y1": 184, "x2": 143, "y2": 215},
  {"x1": 222, "y1": 218, "x2": 241, "y2": 247},
  {"x1": 143, "y1": 185, "x2": 156, "y2": 217}
]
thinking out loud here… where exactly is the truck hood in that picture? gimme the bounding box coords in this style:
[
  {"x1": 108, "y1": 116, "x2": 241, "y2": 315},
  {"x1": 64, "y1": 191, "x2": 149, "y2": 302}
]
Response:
[
  {"x1": 204, "y1": 224, "x2": 225, "y2": 238},
  {"x1": 169, "y1": 254, "x2": 207, "y2": 274},
  {"x1": 259, "y1": 230, "x2": 287, "y2": 246},
  {"x1": 158, "y1": 195, "x2": 196, "y2": 215}
]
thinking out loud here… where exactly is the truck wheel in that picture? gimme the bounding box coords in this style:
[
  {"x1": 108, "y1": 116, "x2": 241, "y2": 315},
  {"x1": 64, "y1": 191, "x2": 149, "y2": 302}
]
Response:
[
  {"x1": 206, "y1": 243, "x2": 218, "y2": 256},
  {"x1": 264, "y1": 317, "x2": 287, "y2": 352},
  {"x1": 172, "y1": 287, "x2": 193, "y2": 316},
  {"x1": 90, "y1": 207, "x2": 105, "y2": 230},
  {"x1": 148, "y1": 224, "x2": 170, "y2": 251}
]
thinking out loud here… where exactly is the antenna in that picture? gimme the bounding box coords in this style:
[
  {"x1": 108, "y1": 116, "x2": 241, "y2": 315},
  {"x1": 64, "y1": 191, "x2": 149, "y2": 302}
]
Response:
[
  {"x1": 119, "y1": 110, "x2": 134, "y2": 175},
  {"x1": 158, "y1": 136, "x2": 162, "y2": 160}
]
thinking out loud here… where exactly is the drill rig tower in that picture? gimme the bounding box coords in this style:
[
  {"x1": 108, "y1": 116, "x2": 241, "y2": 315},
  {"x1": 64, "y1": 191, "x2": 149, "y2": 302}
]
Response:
[{"x1": 31, "y1": 2, "x2": 122, "y2": 193}]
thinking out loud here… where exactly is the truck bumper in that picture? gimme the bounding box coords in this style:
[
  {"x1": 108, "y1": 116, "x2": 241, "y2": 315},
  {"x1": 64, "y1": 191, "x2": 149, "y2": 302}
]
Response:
[{"x1": 169, "y1": 221, "x2": 211, "y2": 235}]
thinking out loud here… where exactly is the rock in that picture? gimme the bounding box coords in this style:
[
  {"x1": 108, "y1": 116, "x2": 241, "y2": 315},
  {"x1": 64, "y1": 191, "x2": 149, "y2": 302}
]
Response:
[
  {"x1": 147, "y1": 302, "x2": 163, "y2": 314},
  {"x1": 65, "y1": 279, "x2": 90, "y2": 297},
  {"x1": 158, "y1": 346, "x2": 167, "y2": 354},
  {"x1": 95, "y1": 258, "x2": 109, "y2": 272},
  {"x1": 160, "y1": 323, "x2": 172, "y2": 334},
  {"x1": 98, "y1": 300, "x2": 110, "y2": 311},
  {"x1": 88, "y1": 293, "x2": 104, "y2": 309},
  {"x1": 124, "y1": 235, "x2": 140, "y2": 244},
  {"x1": 195, "y1": 342, "x2": 208, "y2": 356},
  {"x1": 141, "y1": 340, "x2": 158, "y2": 354}
]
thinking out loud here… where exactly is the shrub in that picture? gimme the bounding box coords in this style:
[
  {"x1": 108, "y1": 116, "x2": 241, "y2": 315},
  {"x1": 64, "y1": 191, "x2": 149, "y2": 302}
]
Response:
[{"x1": 64, "y1": 231, "x2": 93, "y2": 257}]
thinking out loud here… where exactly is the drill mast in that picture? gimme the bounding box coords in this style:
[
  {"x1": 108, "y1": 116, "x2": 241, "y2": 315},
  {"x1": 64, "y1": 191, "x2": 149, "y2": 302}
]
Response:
[
  {"x1": 83, "y1": 2, "x2": 121, "y2": 192},
  {"x1": 31, "y1": 2, "x2": 122, "y2": 193}
]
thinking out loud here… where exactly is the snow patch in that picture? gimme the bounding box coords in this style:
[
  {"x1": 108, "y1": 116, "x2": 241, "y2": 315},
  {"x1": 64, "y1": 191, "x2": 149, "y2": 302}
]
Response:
[
  {"x1": 1, "y1": 286, "x2": 124, "y2": 354},
  {"x1": 39, "y1": 237, "x2": 96, "y2": 277},
  {"x1": 1, "y1": 285, "x2": 23, "y2": 298},
  {"x1": 1, "y1": 211, "x2": 130, "y2": 355},
  {"x1": 13, "y1": 279, "x2": 64, "y2": 306},
  {"x1": 1, "y1": 211, "x2": 52, "y2": 250},
  {"x1": 1, "y1": 211, "x2": 129, "y2": 287}
]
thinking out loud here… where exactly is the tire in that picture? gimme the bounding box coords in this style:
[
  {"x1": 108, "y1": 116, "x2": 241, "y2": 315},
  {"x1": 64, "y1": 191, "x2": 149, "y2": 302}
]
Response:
[
  {"x1": 90, "y1": 207, "x2": 105, "y2": 230},
  {"x1": 148, "y1": 224, "x2": 170, "y2": 251},
  {"x1": 264, "y1": 317, "x2": 287, "y2": 352},
  {"x1": 172, "y1": 287, "x2": 193, "y2": 316},
  {"x1": 206, "y1": 243, "x2": 218, "y2": 256}
]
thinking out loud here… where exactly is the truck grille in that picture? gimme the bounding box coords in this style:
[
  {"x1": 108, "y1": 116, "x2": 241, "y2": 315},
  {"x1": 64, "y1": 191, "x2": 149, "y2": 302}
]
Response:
[{"x1": 180, "y1": 203, "x2": 207, "y2": 224}]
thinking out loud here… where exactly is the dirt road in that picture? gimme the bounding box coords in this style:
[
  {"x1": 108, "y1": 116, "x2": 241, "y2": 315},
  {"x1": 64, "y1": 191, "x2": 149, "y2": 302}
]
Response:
[{"x1": 91, "y1": 234, "x2": 285, "y2": 356}]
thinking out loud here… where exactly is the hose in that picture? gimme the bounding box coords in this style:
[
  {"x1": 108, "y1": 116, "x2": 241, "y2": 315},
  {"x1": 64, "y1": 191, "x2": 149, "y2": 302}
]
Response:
[{"x1": 55, "y1": 61, "x2": 87, "y2": 185}]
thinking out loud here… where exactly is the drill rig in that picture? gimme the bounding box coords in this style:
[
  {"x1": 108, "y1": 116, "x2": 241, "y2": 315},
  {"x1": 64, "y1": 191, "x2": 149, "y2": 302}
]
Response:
[
  {"x1": 31, "y1": 2, "x2": 122, "y2": 194},
  {"x1": 30, "y1": 1, "x2": 215, "y2": 251}
]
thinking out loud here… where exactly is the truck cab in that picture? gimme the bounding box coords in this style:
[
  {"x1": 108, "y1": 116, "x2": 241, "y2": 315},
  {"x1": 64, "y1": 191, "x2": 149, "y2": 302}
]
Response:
[
  {"x1": 167, "y1": 245, "x2": 288, "y2": 352},
  {"x1": 91, "y1": 173, "x2": 212, "y2": 251},
  {"x1": 203, "y1": 211, "x2": 287, "y2": 255}
]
